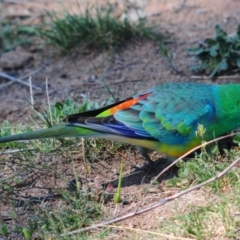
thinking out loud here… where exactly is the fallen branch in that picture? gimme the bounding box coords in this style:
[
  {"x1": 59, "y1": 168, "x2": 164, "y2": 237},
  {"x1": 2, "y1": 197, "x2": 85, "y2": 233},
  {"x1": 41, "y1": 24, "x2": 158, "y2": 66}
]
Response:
[
  {"x1": 0, "y1": 72, "x2": 41, "y2": 91},
  {"x1": 190, "y1": 75, "x2": 240, "y2": 79},
  {"x1": 103, "y1": 225, "x2": 194, "y2": 240},
  {"x1": 0, "y1": 148, "x2": 35, "y2": 155}
]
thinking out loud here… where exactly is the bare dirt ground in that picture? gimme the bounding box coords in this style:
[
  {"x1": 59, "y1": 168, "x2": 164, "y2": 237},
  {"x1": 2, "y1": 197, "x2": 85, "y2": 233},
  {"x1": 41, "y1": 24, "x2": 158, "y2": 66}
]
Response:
[{"x1": 1, "y1": 0, "x2": 240, "y2": 238}]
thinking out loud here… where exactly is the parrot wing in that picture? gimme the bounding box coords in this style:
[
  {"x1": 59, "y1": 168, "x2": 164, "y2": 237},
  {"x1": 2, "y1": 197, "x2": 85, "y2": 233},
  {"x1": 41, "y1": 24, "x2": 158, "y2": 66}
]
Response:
[{"x1": 64, "y1": 83, "x2": 216, "y2": 144}]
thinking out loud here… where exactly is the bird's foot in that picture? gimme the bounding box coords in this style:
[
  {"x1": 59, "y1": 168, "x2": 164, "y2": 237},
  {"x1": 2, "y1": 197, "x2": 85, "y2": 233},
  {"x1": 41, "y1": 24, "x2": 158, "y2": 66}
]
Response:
[
  {"x1": 135, "y1": 147, "x2": 174, "y2": 172},
  {"x1": 133, "y1": 158, "x2": 170, "y2": 172}
]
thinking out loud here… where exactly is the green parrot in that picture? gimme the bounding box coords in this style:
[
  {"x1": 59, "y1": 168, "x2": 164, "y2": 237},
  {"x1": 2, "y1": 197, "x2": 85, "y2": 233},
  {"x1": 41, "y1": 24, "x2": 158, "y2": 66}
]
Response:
[{"x1": 0, "y1": 82, "x2": 240, "y2": 163}]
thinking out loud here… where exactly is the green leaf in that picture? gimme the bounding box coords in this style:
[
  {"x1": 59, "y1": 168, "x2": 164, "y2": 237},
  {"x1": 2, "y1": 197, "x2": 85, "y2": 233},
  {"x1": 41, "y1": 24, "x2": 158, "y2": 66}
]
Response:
[
  {"x1": 215, "y1": 25, "x2": 227, "y2": 38},
  {"x1": 210, "y1": 45, "x2": 218, "y2": 57},
  {"x1": 114, "y1": 159, "x2": 124, "y2": 204},
  {"x1": 218, "y1": 59, "x2": 228, "y2": 70},
  {"x1": 54, "y1": 101, "x2": 63, "y2": 110},
  {"x1": 187, "y1": 47, "x2": 205, "y2": 55},
  {"x1": 189, "y1": 63, "x2": 207, "y2": 72},
  {"x1": 237, "y1": 25, "x2": 240, "y2": 37},
  {"x1": 17, "y1": 26, "x2": 38, "y2": 35},
  {"x1": 159, "y1": 43, "x2": 168, "y2": 56},
  {"x1": 0, "y1": 224, "x2": 8, "y2": 236},
  {"x1": 205, "y1": 38, "x2": 216, "y2": 45},
  {"x1": 22, "y1": 228, "x2": 31, "y2": 240},
  {"x1": 209, "y1": 65, "x2": 219, "y2": 78},
  {"x1": 233, "y1": 134, "x2": 240, "y2": 144}
]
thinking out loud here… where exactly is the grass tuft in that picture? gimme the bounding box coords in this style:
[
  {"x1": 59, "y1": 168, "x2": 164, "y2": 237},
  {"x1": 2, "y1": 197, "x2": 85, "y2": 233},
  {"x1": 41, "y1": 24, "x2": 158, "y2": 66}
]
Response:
[
  {"x1": 0, "y1": 19, "x2": 35, "y2": 54},
  {"x1": 36, "y1": 4, "x2": 161, "y2": 53}
]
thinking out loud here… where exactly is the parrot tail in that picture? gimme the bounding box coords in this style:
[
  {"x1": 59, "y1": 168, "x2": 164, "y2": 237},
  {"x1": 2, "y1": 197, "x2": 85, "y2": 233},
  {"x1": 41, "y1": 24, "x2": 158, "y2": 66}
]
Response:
[
  {"x1": 0, "y1": 124, "x2": 101, "y2": 143},
  {"x1": 0, "y1": 124, "x2": 160, "y2": 153}
]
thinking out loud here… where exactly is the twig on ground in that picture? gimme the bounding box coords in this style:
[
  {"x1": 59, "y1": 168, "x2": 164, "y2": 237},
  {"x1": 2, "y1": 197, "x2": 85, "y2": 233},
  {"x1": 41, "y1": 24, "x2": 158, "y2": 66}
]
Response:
[
  {"x1": 46, "y1": 78, "x2": 52, "y2": 125},
  {"x1": 190, "y1": 75, "x2": 240, "y2": 79},
  {"x1": 0, "y1": 148, "x2": 35, "y2": 155},
  {"x1": 2, "y1": 0, "x2": 27, "y2": 4},
  {"x1": 0, "y1": 81, "x2": 15, "y2": 89},
  {"x1": 104, "y1": 225, "x2": 194, "y2": 240},
  {"x1": 0, "y1": 71, "x2": 41, "y2": 90},
  {"x1": 29, "y1": 76, "x2": 34, "y2": 110},
  {"x1": 21, "y1": 64, "x2": 46, "y2": 80},
  {"x1": 0, "y1": 65, "x2": 45, "y2": 90}
]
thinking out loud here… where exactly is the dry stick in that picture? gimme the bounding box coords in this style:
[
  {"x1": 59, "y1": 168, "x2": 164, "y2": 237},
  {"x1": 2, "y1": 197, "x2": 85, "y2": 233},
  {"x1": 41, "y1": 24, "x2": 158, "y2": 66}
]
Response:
[
  {"x1": 0, "y1": 72, "x2": 41, "y2": 91},
  {"x1": 60, "y1": 133, "x2": 240, "y2": 237},
  {"x1": 46, "y1": 78, "x2": 52, "y2": 125},
  {"x1": 61, "y1": 155, "x2": 240, "y2": 237},
  {"x1": 2, "y1": 0, "x2": 26, "y2": 3},
  {"x1": 29, "y1": 76, "x2": 34, "y2": 111},
  {"x1": 0, "y1": 81, "x2": 16, "y2": 89},
  {"x1": 190, "y1": 75, "x2": 240, "y2": 79},
  {"x1": 153, "y1": 131, "x2": 240, "y2": 182},
  {"x1": 21, "y1": 65, "x2": 46, "y2": 80},
  {"x1": 0, "y1": 66, "x2": 44, "y2": 90},
  {"x1": 0, "y1": 148, "x2": 35, "y2": 155},
  {"x1": 104, "y1": 225, "x2": 194, "y2": 240}
]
